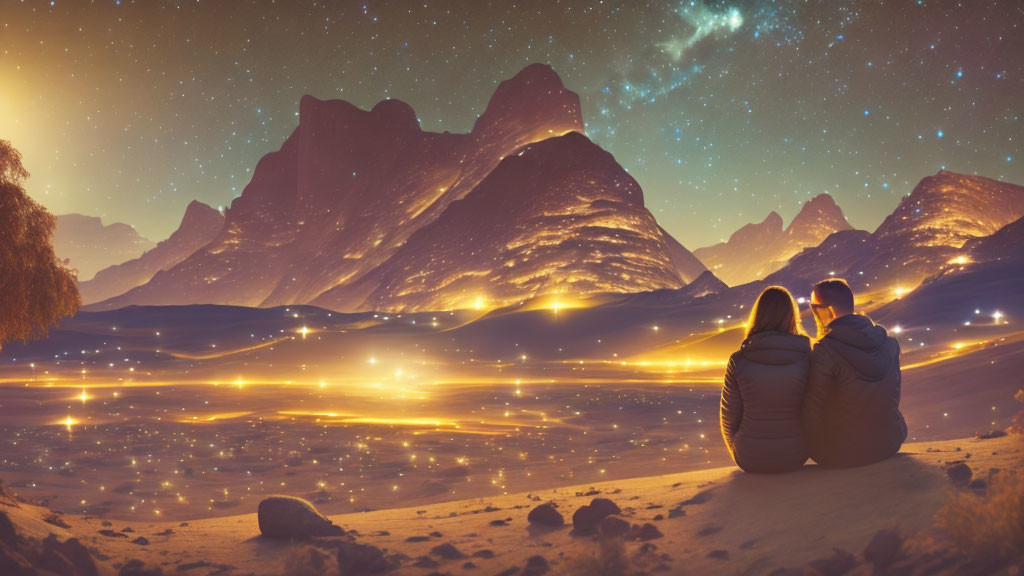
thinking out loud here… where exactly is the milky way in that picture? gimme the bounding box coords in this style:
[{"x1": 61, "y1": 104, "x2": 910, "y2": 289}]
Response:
[{"x1": 0, "y1": 0, "x2": 1021, "y2": 248}]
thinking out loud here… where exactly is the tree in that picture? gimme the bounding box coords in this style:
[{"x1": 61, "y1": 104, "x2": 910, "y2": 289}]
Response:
[{"x1": 0, "y1": 140, "x2": 80, "y2": 352}]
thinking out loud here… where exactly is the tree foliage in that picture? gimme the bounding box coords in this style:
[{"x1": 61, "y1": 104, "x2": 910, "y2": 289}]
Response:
[{"x1": 0, "y1": 140, "x2": 80, "y2": 349}]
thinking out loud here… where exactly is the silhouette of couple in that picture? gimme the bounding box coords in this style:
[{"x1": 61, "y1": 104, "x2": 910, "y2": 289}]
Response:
[{"x1": 720, "y1": 279, "x2": 908, "y2": 473}]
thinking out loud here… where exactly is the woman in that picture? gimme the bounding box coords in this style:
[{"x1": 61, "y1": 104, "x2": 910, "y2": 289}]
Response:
[{"x1": 720, "y1": 285, "x2": 810, "y2": 473}]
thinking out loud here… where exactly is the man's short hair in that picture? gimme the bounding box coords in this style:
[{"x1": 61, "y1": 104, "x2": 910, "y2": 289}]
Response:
[{"x1": 812, "y1": 278, "x2": 854, "y2": 313}]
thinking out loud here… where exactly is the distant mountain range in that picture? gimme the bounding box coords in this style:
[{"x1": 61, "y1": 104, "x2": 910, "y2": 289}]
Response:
[
  {"x1": 78, "y1": 201, "x2": 223, "y2": 304},
  {"x1": 54, "y1": 214, "x2": 155, "y2": 281},
  {"x1": 87, "y1": 64, "x2": 706, "y2": 312},
  {"x1": 765, "y1": 171, "x2": 1024, "y2": 296},
  {"x1": 693, "y1": 193, "x2": 853, "y2": 286},
  {"x1": 63, "y1": 63, "x2": 1024, "y2": 314}
]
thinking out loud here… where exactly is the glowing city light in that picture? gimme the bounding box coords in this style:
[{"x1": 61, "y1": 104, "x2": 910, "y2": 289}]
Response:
[{"x1": 892, "y1": 325, "x2": 903, "y2": 334}]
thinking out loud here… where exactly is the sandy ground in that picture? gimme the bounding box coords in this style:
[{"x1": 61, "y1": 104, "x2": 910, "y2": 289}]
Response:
[{"x1": 4, "y1": 433, "x2": 1019, "y2": 575}]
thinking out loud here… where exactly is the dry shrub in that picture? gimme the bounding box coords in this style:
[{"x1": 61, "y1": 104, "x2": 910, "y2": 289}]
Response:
[
  {"x1": 562, "y1": 536, "x2": 666, "y2": 576},
  {"x1": 937, "y1": 472, "x2": 1024, "y2": 563},
  {"x1": 281, "y1": 544, "x2": 338, "y2": 576},
  {"x1": 562, "y1": 537, "x2": 631, "y2": 576}
]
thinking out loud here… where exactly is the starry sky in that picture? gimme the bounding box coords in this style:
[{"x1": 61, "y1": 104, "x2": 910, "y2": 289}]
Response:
[{"x1": 1, "y1": 0, "x2": 1022, "y2": 248}]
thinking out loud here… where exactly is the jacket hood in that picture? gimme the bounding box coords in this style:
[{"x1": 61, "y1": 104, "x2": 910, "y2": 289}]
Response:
[
  {"x1": 740, "y1": 331, "x2": 810, "y2": 366},
  {"x1": 821, "y1": 314, "x2": 895, "y2": 379}
]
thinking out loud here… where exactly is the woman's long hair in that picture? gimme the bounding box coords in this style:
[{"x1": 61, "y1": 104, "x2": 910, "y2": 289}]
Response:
[{"x1": 746, "y1": 285, "x2": 804, "y2": 338}]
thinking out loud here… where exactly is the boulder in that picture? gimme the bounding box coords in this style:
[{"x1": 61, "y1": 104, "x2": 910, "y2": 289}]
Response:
[
  {"x1": 597, "y1": 516, "x2": 631, "y2": 538},
  {"x1": 527, "y1": 504, "x2": 564, "y2": 527},
  {"x1": 572, "y1": 498, "x2": 622, "y2": 534},
  {"x1": 257, "y1": 495, "x2": 344, "y2": 539}
]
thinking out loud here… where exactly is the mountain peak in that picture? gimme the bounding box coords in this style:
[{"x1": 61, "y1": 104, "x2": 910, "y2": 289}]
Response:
[
  {"x1": 787, "y1": 193, "x2": 852, "y2": 236},
  {"x1": 764, "y1": 211, "x2": 784, "y2": 228},
  {"x1": 473, "y1": 63, "x2": 583, "y2": 138}
]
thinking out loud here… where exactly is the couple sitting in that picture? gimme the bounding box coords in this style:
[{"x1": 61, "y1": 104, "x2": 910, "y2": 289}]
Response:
[{"x1": 720, "y1": 279, "x2": 908, "y2": 473}]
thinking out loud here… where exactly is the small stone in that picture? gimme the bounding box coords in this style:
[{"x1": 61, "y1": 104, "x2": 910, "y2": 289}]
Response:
[
  {"x1": 130, "y1": 536, "x2": 149, "y2": 546},
  {"x1": 490, "y1": 519, "x2": 509, "y2": 526},
  {"x1": 412, "y1": 556, "x2": 439, "y2": 568},
  {"x1": 430, "y1": 543, "x2": 467, "y2": 560},
  {"x1": 979, "y1": 430, "x2": 1008, "y2": 439},
  {"x1": 668, "y1": 507, "x2": 686, "y2": 518},
  {"x1": 98, "y1": 529, "x2": 128, "y2": 538},
  {"x1": 527, "y1": 504, "x2": 564, "y2": 527},
  {"x1": 944, "y1": 461, "x2": 972, "y2": 487},
  {"x1": 708, "y1": 550, "x2": 729, "y2": 560},
  {"x1": 522, "y1": 555, "x2": 550, "y2": 576},
  {"x1": 863, "y1": 529, "x2": 903, "y2": 568},
  {"x1": 406, "y1": 536, "x2": 431, "y2": 542},
  {"x1": 118, "y1": 558, "x2": 164, "y2": 576},
  {"x1": 679, "y1": 490, "x2": 712, "y2": 506},
  {"x1": 697, "y1": 525, "x2": 722, "y2": 537},
  {"x1": 462, "y1": 561, "x2": 477, "y2": 569},
  {"x1": 471, "y1": 549, "x2": 495, "y2": 559},
  {"x1": 257, "y1": 495, "x2": 344, "y2": 539}
]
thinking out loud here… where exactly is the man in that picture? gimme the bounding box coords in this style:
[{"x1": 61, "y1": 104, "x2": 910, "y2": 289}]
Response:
[{"x1": 802, "y1": 278, "x2": 907, "y2": 467}]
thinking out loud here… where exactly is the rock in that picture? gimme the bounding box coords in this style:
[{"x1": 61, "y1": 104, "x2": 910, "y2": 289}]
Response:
[
  {"x1": 522, "y1": 555, "x2": 550, "y2": 576},
  {"x1": 412, "y1": 555, "x2": 439, "y2": 568},
  {"x1": 336, "y1": 541, "x2": 391, "y2": 574},
  {"x1": 405, "y1": 536, "x2": 431, "y2": 542},
  {"x1": 944, "y1": 461, "x2": 973, "y2": 487},
  {"x1": 257, "y1": 495, "x2": 344, "y2": 539},
  {"x1": 430, "y1": 543, "x2": 467, "y2": 559},
  {"x1": 808, "y1": 548, "x2": 859, "y2": 576},
  {"x1": 978, "y1": 430, "x2": 1008, "y2": 439},
  {"x1": 572, "y1": 498, "x2": 622, "y2": 534},
  {"x1": 679, "y1": 490, "x2": 713, "y2": 506},
  {"x1": 589, "y1": 498, "x2": 621, "y2": 517},
  {"x1": 98, "y1": 530, "x2": 128, "y2": 538},
  {"x1": 708, "y1": 550, "x2": 729, "y2": 560},
  {"x1": 462, "y1": 561, "x2": 477, "y2": 569},
  {"x1": 490, "y1": 519, "x2": 509, "y2": 526},
  {"x1": 42, "y1": 514, "x2": 70, "y2": 529},
  {"x1": 634, "y1": 523, "x2": 663, "y2": 541},
  {"x1": 527, "y1": 504, "x2": 564, "y2": 527},
  {"x1": 119, "y1": 558, "x2": 164, "y2": 576},
  {"x1": 668, "y1": 506, "x2": 686, "y2": 518},
  {"x1": 863, "y1": 529, "x2": 903, "y2": 568},
  {"x1": 495, "y1": 568, "x2": 520, "y2": 576},
  {"x1": 697, "y1": 525, "x2": 722, "y2": 537},
  {"x1": 41, "y1": 535, "x2": 100, "y2": 576},
  {"x1": 471, "y1": 549, "x2": 495, "y2": 559},
  {"x1": 130, "y1": 537, "x2": 149, "y2": 546},
  {"x1": 121, "y1": 527, "x2": 134, "y2": 533},
  {"x1": 597, "y1": 516, "x2": 631, "y2": 538}
]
